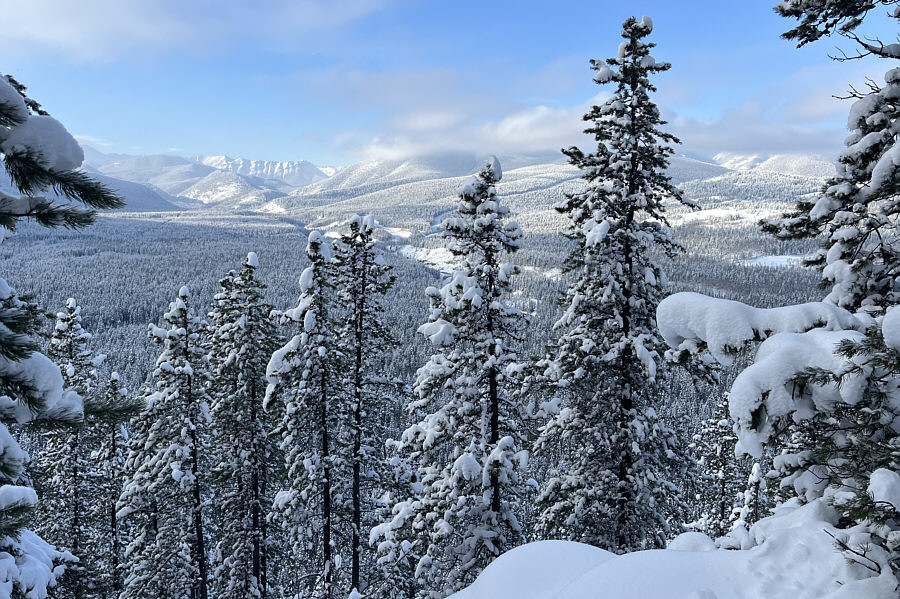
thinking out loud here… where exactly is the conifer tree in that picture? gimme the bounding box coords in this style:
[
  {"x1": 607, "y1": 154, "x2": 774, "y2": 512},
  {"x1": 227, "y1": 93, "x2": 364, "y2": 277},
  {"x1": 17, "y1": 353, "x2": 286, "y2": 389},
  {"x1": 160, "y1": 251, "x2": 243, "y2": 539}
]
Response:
[
  {"x1": 534, "y1": 16, "x2": 693, "y2": 553},
  {"x1": 0, "y1": 73, "x2": 122, "y2": 598},
  {"x1": 35, "y1": 299, "x2": 100, "y2": 599},
  {"x1": 692, "y1": 396, "x2": 743, "y2": 539},
  {"x1": 793, "y1": 318, "x2": 900, "y2": 578},
  {"x1": 0, "y1": 72, "x2": 121, "y2": 597},
  {"x1": 265, "y1": 232, "x2": 342, "y2": 598},
  {"x1": 375, "y1": 158, "x2": 529, "y2": 597},
  {"x1": 208, "y1": 253, "x2": 281, "y2": 599},
  {"x1": 332, "y1": 215, "x2": 395, "y2": 595},
  {"x1": 118, "y1": 287, "x2": 211, "y2": 599},
  {"x1": 764, "y1": 1, "x2": 900, "y2": 314},
  {"x1": 86, "y1": 372, "x2": 138, "y2": 599}
]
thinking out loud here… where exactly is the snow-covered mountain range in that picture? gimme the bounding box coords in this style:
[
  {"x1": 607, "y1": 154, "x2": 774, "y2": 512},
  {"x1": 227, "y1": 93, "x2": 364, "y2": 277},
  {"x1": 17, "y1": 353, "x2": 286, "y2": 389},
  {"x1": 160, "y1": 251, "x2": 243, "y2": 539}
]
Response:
[{"x1": 76, "y1": 148, "x2": 834, "y2": 221}]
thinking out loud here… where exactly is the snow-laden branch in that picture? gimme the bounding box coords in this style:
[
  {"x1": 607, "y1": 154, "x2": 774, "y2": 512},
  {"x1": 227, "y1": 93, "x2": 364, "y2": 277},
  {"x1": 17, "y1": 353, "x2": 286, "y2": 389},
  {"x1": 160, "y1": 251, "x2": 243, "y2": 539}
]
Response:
[
  {"x1": 656, "y1": 292, "x2": 865, "y2": 365},
  {"x1": 656, "y1": 292, "x2": 869, "y2": 455}
]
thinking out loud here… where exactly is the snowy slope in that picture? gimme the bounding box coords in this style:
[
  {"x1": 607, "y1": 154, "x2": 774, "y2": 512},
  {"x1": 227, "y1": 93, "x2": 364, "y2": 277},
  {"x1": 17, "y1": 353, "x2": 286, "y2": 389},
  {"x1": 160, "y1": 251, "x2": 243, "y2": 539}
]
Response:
[
  {"x1": 91, "y1": 174, "x2": 181, "y2": 212},
  {"x1": 0, "y1": 169, "x2": 180, "y2": 212},
  {"x1": 713, "y1": 153, "x2": 835, "y2": 179},
  {"x1": 97, "y1": 154, "x2": 216, "y2": 195},
  {"x1": 198, "y1": 155, "x2": 328, "y2": 187},
  {"x1": 452, "y1": 501, "x2": 896, "y2": 599},
  {"x1": 179, "y1": 170, "x2": 286, "y2": 208}
]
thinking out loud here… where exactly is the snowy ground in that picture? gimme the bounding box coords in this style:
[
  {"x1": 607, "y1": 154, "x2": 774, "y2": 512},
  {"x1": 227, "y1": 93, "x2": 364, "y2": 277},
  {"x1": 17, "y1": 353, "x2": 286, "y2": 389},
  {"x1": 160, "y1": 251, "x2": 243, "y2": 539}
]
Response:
[{"x1": 451, "y1": 500, "x2": 897, "y2": 599}]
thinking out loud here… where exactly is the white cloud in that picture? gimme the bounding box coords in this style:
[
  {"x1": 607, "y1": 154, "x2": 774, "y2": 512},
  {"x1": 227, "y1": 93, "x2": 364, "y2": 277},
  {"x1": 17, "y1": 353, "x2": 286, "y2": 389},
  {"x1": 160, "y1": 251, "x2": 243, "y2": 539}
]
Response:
[
  {"x1": 0, "y1": 0, "x2": 393, "y2": 62},
  {"x1": 74, "y1": 134, "x2": 113, "y2": 147},
  {"x1": 359, "y1": 95, "x2": 606, "y2": 160},
  {"x1": 343, "y1": 56, "x2": 884, "y2": 162}
]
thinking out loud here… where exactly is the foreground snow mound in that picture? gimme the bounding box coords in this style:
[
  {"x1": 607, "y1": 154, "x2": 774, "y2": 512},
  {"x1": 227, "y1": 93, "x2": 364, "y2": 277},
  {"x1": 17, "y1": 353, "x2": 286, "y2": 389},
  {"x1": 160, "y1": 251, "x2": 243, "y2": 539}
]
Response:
[{"x1": 451, "y1": 500, "x2": 897, "y2": 599}]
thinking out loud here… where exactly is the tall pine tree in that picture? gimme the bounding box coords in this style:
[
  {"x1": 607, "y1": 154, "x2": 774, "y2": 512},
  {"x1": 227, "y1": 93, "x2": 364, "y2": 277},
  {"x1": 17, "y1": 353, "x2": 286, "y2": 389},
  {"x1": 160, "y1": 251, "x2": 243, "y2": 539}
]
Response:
[
  {"x1": 534, "y1": 16, "x2": 693, "y2": 553},
  {"x1": 86, "y1": 371, "x2": 138, "y2": 599},
  {"x1": 265, "y1": 233, "x2": 342, "y2": 599},
  {"x1": 332, "y1": 215, "x2": 395, "y2": 595},
  {"x1": 691, "y1": 395, "x2": 744, "y2": 540},
  {"x1": 35, "y1": 298, "x2": 100, "y2": 599},
  {"x1": 118, "y1": 287, "x2": 211, "y2": 599},
  {"x1": 764, "y1": 1, "x2": 900, "y2": 314},
  {"x1": 208, "y1": 253, "x2": 281, "y2": 599},
  {"x1": 375, "y1": 159, "x2": 530, "y2": 597}
]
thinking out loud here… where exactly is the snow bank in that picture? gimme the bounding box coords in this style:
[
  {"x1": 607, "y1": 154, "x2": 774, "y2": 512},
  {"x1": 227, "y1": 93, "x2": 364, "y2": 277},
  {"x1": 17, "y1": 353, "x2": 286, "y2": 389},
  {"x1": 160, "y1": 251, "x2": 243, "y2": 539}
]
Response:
[{"x1": 452, "y1": 498, "x2": 897, "y2": 599}]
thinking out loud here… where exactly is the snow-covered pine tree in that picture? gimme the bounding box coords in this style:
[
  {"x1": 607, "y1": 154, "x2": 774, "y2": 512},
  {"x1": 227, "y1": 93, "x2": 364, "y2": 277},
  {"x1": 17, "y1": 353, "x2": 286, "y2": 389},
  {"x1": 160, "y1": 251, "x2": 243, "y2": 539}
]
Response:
[
  {"x1": 374, "y1": 158, "x2": 529, "y2": 597},
  {"x1": 794, "y1": 317, "x2": 900, "y2": 579},
  {"x1": 332, "y1": 215, "x2": 395, "y2": 595},
  {"x1": 208, "y1": 252, "x2": 281, "y2": 599},
  {"x1": 86, "y1": 371, "x2": 139, "y2": 599},
  {"x1": 775, "y1": 0, "x2": 900, "y2": 54},
  {"x1": 655, "y1": 290, "x2": 899, "y2": 586},
  {"x1": 533, "y1": 16, "x2": 694, "y2": 553},
  {"x1": 764, "y1": 2, "x2": 900, "y2": 314},
  {"x1": 369, "y1": 448, "x2": 422, "y2": 599},
  {"x1": 35, "y1": 298, "x2": 100, "y2": 599},
  {"x1": 0, "y1": 72, "x2": 122, "y2": 599},
  {"x1": 265, "y1": 232, "x2": 343, "y2": 598},
  {"x1": 118, "y1": 287, "x2": 211, "y2": 599},
  {"x1": 692, "y1": 396, "x2": 743, "y2": 539}
]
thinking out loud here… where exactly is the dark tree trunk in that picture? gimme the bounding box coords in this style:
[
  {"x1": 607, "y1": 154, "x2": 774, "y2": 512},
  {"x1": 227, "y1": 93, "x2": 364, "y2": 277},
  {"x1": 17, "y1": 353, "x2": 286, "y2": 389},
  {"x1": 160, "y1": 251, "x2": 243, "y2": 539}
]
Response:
[
  {"x1": 351, "y1": 250, "x2": 367, "y2": 593},
  {"x1": 111, "y1": 426, "x2": 122, "y2": 595},
  {"x1": 72, "y1": 429, "x2": 82, "y2": 599},
  {"x1": 183, "y1": 309, "x2": 208, "y2": 599},
  {"x1": 321, "y1": 368, "x2": 333, "y2": 598}
]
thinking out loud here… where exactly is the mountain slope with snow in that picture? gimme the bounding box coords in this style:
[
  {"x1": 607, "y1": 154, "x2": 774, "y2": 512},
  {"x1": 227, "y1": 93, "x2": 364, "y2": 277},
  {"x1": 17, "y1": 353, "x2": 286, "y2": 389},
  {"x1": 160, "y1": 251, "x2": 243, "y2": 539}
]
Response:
[
  {"x1": 713, "y1": 152, "x2": 835, "y2": 179},
  {"x1": 180, "y1": 170, "x2": 287, "y2": 208}
]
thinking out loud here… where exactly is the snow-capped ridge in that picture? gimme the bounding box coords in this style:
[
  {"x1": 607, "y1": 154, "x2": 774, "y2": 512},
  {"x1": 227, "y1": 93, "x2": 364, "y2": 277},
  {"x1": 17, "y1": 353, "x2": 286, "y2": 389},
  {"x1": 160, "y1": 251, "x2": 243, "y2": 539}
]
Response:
[{"x1": 198, "y1": 155, "x2": 329, "y2": 187}]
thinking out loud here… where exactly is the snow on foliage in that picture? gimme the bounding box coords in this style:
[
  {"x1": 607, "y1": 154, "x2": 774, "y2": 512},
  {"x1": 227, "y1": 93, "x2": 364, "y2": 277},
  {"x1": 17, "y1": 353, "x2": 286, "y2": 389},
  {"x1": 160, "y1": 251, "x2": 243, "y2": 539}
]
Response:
[
  {"x1": 657, "y1": 292, "x2": 864, "y2": 365},
  {"x1": 0, "y1": 115, "x2": 83, "y2": 173},
  {"x1": 532, "y1": 15, "x2": 694, "y2": 554},
  {"x1": 869, "y1": 468, "x2": 900, "y2": 511},
  {"x1": 373, "y1": 159, "x2": 528, "y2": 597},
  {"x1": 882, "y1": 307, "x2": 900, "y2": 349},
  {"x1": 655, "y1": 292, "x2": 879, "y2": 454}
]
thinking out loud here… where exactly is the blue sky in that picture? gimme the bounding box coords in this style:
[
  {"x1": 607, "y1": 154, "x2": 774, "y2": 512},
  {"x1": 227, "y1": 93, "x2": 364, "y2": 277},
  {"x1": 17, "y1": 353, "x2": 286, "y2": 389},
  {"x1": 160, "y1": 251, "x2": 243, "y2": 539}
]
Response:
[{"x1": 2, "y1": 0, "x2": 892, "y2": 165}]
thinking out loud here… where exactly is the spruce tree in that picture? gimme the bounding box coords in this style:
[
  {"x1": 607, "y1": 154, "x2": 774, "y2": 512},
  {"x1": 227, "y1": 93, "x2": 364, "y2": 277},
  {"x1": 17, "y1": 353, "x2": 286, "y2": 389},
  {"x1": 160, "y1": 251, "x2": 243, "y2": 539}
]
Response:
[
  {"x1": 793, "y1": 319, "x2": 900, "y2": 579},
  {"x1": 692, "y1": 396, "x2": 743, "y2": 539},
  {"x1": 534, "y1": 16, "x2": 693, "y2": 553},
  {"x1": 265, "y1": 232, "x2": 342, "y2": 598},
  {"x1": 764, "y1": 1, "x2": 900, "y2": 314},
  {"x1": 208, "y1": 253, "x2": 281, "y2": 599},
  {"x1": 86, "y1": 372, "x2": 138, "y2": 599},
  {"x1": 332, "y1": 215, "x2": 395, "y2": 595},
  {"x1": 118, "y1": 287, "x2": 211, "y2": 599},
  {"x1": 375, "y1": 159, "x2": 529, "y2": 597},
  {"x1": 35, "y1": 299, "x2": 100, "y2": 599},
  {"x1": 0, "y1": 72, "x2": 121, "y2": 597}
]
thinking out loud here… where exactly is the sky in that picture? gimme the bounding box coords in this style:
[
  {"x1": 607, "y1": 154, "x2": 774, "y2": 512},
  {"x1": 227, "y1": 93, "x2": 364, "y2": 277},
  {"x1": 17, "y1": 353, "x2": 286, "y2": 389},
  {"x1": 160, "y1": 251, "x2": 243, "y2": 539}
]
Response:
[{"x1": 1, "y1": 0, "x2": 894, "y2": 166}]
